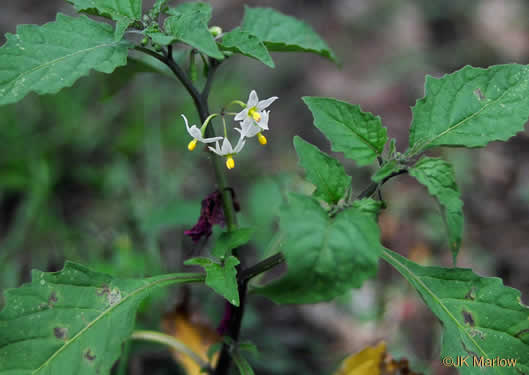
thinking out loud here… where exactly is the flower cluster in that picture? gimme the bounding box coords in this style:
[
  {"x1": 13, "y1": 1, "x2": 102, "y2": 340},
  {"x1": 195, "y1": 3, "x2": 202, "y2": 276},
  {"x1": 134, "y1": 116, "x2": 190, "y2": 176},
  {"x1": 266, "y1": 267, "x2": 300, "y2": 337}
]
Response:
[{"x1": 183, "y1": 90, "x2": 278, "y2": 169}]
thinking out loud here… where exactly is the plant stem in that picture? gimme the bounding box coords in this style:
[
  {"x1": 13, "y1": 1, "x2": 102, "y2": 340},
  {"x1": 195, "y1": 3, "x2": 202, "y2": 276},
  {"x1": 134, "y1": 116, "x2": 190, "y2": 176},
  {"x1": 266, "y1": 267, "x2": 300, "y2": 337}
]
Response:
[
  {"x1": 240, "y1": 252, "x2": 286, "y2": 282},
  {"x1": 131, "y1": 330, "x2": 210, "y2": 371},
  {"x1": 135, "y1": 47, "x2": 238, "y2": 231},
  {"x1": 137, "y1": 47, "x2": 239, "y2": 374},
  {"x1": 135, "y1": 47, "x2": 202, "y2": 110},
  {"x1": 214, "y1": 281, "x2": 247, "y2": 375},
  {"x1": 202, "y1": 58, "x2": 222, "y2": 102},
  {"x1": 198, "y1": 57, "x2": 241, "y2": 375},
  {"x1": 135, "y1": 45, "x2": 406, "y2": 375},
  {"x1": 357, "y1": 168, "x2": 408, "y2": 200}
]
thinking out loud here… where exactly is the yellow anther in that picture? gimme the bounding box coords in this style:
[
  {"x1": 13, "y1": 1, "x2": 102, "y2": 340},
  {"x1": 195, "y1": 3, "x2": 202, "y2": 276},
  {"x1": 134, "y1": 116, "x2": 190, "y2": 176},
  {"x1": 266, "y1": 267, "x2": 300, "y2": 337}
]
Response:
[
  {"x1": 258, "y1": 132, "x2": 267, "y2": 145},
  {"x1": 187, "y1": 139, "x2": 198, "y2": 151},
  {"x1": 248, "y1": 107, "x2": 261, "y2": 122},
  {"x1": 226, "y1": 156, "x2": 235, "y2": 169}
]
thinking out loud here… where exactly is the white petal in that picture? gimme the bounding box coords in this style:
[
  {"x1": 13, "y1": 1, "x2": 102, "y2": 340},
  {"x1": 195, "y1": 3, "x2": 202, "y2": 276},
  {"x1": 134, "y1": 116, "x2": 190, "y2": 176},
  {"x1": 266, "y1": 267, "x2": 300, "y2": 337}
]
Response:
[
  {"x1": 189, "y1": 125, "x2": 203, "y2": 139},
  {"x1": 239, "y1": 117, "x2": 253, "y2": 129},
  {"x1": 208, "y1": 141, "x2": 222, "y2": 155},
  {"x1": 246, "y1": 124, "x2": 261, "y2": 137},
  {"x1": 221, "y1": 138, "x2": 233, "y2": 155},
  {"x1": 258, "y1": 110, "x2": 269, "y2": 130},
  {"x1": 236, "y1": 120, "x2": 254, "y2": 138},
  {"x1": 234, "y1": 127, "x2": 248, "y2": 137},
  {"x1": 247, "y1": 90, "x2": 259, "y2": 107},
  {"x1": 234, "y1": 108, "x2": 248, "y2": 121},
  {"x1": 257, "y1": 96, "x2": 278, "y2": 110},
  {"x1": 234, "y1": 134, "x2": 246, "y2": 153},
  {"x1": 182, "y1": 114, "x2": 192, "y2": 133},
  {"x1": 251, "y1": 129, "x2": 261, "y2": 138},
  {"x1": 201, "y1": 136, "x2": 224, "y2": 143},
  {"x1": 182, "y1": 114, "x2": 202, "y2": 139}
]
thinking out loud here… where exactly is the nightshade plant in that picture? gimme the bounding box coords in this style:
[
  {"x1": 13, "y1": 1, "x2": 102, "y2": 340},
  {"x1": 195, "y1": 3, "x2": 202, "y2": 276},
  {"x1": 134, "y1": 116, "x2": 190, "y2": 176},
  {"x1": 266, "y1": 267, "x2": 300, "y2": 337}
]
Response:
[{"x1": 0, "y1": 1, "x2": 529, "y2": 374}]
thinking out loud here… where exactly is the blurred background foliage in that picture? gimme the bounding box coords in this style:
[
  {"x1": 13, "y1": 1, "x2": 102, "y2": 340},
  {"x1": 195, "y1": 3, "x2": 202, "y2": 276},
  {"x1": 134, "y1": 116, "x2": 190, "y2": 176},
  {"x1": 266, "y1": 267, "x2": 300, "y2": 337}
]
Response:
[{"x1": 2, "y1": 1, "x2": 529, "y2": 374}]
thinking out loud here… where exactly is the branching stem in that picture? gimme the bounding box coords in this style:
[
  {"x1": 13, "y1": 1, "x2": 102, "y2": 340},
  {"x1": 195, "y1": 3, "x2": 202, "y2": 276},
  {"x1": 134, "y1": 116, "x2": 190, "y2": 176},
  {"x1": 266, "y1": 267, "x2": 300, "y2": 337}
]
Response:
[
  {"x1": 136, "y1": 46, "x2": 238, "y2": 374},
  {"x1": 136, "y1": 44, "x2": 408, "y2": 375}
]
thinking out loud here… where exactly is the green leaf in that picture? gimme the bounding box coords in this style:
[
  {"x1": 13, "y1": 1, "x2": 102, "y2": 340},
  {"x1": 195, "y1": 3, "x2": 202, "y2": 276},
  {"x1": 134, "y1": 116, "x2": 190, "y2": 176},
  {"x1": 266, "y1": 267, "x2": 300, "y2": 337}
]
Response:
[
  {"x1": 241, "y1": 7, "x2": 337, "y2": 63},
  {"x1": 66, "y1": 0, "x2": 142, "y2": 39},
  {"x1": 256, "y1": 194, "x2": 382, "y2": 304},
  {"x1": 409, "y1": 157, "x2": 463, "y2": 261},
  {"x1": 149, "y1": 0, "x2": 169, "y2": 18},
  {"x1": 232, "y1": 350, "x2": 255, "y2": 375},
  {"x1": 382, "y1": 248, "x2": 529, "y2": 374},
  {"x1": 220, "y1": 27, "x2": 274, "y2": 68},
  {"x1": 207, "y1": 342, "x2": 222, "y2": 362},
  {"x1": 238, "y1": 340, "x2": 259, "y2": 355},
  {"x1": 146, "y1": 31, "x2": 175, "y2": 46},
  {"x1": 409, "y1": 64, "x2": 529, "y2": 155},
  {"x1": 164, "y1": 3, "x2": 223, "y2": 59},
  {"x1": 0, "y1": 14, "x2": 130, "y2": 106},
  {"x1": 211, "y1": 228, "x2": 254, "y2": 258},
  {"x1": 388, "y1": 138, "x2": 397, "y2": 158},
  {"x1": 293, "y1": 136, "x2": 350, "y2": 204},
  {"x1": 351, "y1": 198, "x2": 385, "y2": 219},
  {"x1": 302, "y1": 97, "x2": 388, "y2": 166},
  {"x1": 0, "y1": 262, "x2": 204, "y2": 374},
  {"x1": 371, "y1": 160, "x2": 406, "y2": 184},
  {"x1": 166, "y1": 2, "x2": 212, "y2": 21},
  {"x1": 188, "y1": 51, "x2": 199, "y2": 82},
  {"x1": 185, "y1": 256, "x2": 240, "y2": 306}
]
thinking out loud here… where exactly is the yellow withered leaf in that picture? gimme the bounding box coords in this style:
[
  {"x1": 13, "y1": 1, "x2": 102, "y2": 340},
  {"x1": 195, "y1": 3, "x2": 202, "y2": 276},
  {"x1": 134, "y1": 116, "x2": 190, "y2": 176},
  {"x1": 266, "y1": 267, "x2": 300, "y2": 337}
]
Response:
[
  {"x1": 162, "y1": 307, "x2": 221, "y2": 375},
  {"x1": 334, "y1": 342, "x2": 386, "y2": 375},
  {"x1": 335, "y1": 342, "x2": 423, "y2": 375}
]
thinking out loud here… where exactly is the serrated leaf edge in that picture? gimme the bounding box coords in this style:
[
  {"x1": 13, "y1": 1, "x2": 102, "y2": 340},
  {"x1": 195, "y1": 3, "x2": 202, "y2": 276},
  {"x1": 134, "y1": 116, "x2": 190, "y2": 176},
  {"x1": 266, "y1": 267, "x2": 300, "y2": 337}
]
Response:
[
  {"x1": 409, "y1": 68, "x2": 517, "y2": 155},
  {"x1": 242, "y1": 6, "x2": 337, "y2": 63},
  {"x1": 293, "y1": 136, "x2": 350, "y2": 204},
  {"x1": 302, "y1": 96, "x2": 388, "y2": 163},
  {"x1": 0, "y1": 14, "x2": 131, "y2": 105},
  {"x1": 2, "y1": 265, "x2": 205, "y2": 374},
  {"x1": 381, "y1": 248, "x2": 520, "y2": 375},
  {"x1": 9, "y1": 42, "x2": 123, "y2": 92},
  {"x1": 67, "y1": 0, "x2": 140, "y2": 24}
]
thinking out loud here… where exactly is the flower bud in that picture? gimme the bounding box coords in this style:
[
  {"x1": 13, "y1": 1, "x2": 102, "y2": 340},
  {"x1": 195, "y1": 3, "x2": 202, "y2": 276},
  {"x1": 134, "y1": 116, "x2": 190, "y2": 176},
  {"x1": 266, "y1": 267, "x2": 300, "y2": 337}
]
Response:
[{"x1": 209, "y1": 26, "x2": 223, "y2": 37}]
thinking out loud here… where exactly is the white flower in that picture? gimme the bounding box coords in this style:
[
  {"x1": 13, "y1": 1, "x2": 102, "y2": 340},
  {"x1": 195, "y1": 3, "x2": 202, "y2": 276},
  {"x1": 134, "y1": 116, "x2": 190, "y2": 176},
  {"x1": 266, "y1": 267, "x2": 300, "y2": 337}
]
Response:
[
  {"x1": 234, "y1": 90, "x2": 277, "y2": 131},
  {"x1": 236, "y1": 110, "x2": 269, "y2": 137},
  {"x1": 235, "y1": 110, "x2": 269, "y2": 145},
  {"x1": 208, "y1": 135, "x2": 246, "y2": 169},
  {"x1": 182, "y1": 114, "x2": 223, "y2": 151}
]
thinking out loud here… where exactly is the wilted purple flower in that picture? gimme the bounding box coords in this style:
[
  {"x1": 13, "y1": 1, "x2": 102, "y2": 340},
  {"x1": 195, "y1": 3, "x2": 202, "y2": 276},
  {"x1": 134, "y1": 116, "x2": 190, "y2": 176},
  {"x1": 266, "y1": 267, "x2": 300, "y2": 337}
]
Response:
[
  {"x1": 184, "y1": 216, "x2": 212, "y2": 242},
  {"x1": 184, "y1": 189, "x2": 240, "y2": 242}
]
